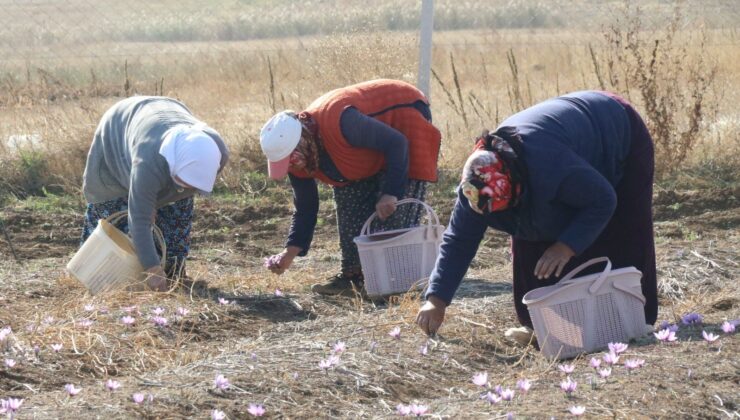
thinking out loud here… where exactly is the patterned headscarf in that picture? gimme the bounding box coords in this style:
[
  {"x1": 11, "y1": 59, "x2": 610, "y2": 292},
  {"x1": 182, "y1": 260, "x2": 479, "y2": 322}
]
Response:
[
  {"x1": 289, "y1": 112, "x2": 321, "y2": 174},
  {"x1": 460, "y1": 127, "x2": 525, "y2": 214}
]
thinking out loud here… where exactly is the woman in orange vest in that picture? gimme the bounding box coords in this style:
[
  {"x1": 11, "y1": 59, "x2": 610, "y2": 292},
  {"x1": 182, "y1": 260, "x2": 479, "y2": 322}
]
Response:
[{"x1": 260, "y1": 79, "x2": 442, "y2": 296}]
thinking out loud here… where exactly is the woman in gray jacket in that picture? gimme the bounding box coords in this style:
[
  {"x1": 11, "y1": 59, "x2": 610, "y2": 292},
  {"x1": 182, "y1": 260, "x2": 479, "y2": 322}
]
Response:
[{"x1": 81, "y1": 96, "x2": 229, "y2": 291}]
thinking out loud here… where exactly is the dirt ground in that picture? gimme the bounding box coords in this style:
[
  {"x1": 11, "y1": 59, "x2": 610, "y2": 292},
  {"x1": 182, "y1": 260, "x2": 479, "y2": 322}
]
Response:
[{"x1": 0, "y1": 182, "x2": 738, "y2": 419}]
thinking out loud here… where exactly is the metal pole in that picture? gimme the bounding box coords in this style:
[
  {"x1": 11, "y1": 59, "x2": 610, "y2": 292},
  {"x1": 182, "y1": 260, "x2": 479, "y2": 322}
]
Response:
[
  {"x1": 0, "y1": 218, "x2": 21, "y2": 264},
  {"x1": 417, "y1": 0, "x2": 434, "y2": 99}
]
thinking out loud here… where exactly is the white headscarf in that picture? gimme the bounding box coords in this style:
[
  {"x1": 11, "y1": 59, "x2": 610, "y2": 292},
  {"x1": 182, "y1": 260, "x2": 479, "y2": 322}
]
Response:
[{"x1": 159, "y1": 124, "x2": 222, "y2": 193}]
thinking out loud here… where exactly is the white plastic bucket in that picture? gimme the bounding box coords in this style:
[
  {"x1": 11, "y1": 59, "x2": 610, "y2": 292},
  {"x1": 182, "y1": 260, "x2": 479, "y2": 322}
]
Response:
[
  {"x1": 66, "y1": 212, "x2": 165, "y2": 295},
  {"x1": 522, "y1": 257, "x2": 648, "y2": 359},
  {"x1": 353, "y1": 198, "x2": 444, "y2": 298}
]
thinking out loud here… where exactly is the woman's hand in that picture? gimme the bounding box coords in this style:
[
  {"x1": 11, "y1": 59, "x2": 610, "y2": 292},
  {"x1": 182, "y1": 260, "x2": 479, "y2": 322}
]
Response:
[
  {"x1": 144, "y1": 266, "x2": 168, "y2": 292},
  {"x1": 265, "y1": 246, "x2": 301, "y2": 275},
  {"x1": 534, "y1": 241, "x2": 575, "y2": 279},
  {"x1": 416, "y1": 295, "x2": 447, "y2": 336},
  {"x1": 375, "y1": 194, "x2": 398, "y2": 221}
]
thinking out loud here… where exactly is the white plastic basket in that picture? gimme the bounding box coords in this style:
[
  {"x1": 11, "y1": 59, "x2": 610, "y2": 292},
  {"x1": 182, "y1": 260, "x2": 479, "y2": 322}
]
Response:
[
  {"x1": 522, "y1": 257, "x2": 648, "y2": 359},
  {"x1": 67, "y1": 211, "x2": 166, "y2": 295},
  {"x1": 353, "y1": 198, "x2": 444, "y2": 298}
]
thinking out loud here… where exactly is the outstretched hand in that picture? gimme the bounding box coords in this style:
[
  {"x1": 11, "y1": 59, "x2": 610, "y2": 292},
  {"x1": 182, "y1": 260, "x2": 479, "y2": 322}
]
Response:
[
  {"x1": 416, "y1": 295, "x2": 447, "y2": 336},
  {"x1": 534, "y1": 241, "x2": 575, "y2": 280}
]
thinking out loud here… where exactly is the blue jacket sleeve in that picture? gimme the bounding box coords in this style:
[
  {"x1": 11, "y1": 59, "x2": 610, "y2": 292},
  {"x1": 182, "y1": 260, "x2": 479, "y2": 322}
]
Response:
[
  {"x1": 286, "y1": 174, "x2": 319, "y2": 256},
  {"x1": 425, "y1": 189, "x2": 489, "y2": 306},
  {"x1": 555, "y1": 166, "x2": 617, "y2": 255},
  {"x1": 339, "y1": 107, "x2": 409, "y2": 198}
]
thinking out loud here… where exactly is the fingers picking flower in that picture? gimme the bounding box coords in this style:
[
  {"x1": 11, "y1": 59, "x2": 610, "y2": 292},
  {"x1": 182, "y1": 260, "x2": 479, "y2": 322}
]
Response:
[
  {"x1": 589, "y1": 357, "x2": 601, "y2": 369},
  {"x1": 211, "y1": 409, "x2": 226, "y2": 420},
  {"x1": 608, "y1": 342, "x2": 628, "y2": 354},
  {"x1": 389, "y1": 327, "x2": 401, "y2": 339},
  {"x1": 558, "y1": 364, "x2": 575, "y2": 374},
  {"x1": 472, "y1": 372, "x2": 488, "y2": 387},
  {"x1": 64, "y1": 384, "x2": 81, "y2": 396},
  {"x1": 214, "y1": 374, "x2": 230, "y2": 390},
  {"x1": 247, "y1": 404, "x2": 265, "y2": 417},
  {"x1": 702, "y1": 330, "x2": 719, "y2": 343},
  {"x1": 721, "y1": 321, "x2": 735, "y2": 334},
  {"x1": 569, "y1": 405, "x2": 586, "y2": 416}
]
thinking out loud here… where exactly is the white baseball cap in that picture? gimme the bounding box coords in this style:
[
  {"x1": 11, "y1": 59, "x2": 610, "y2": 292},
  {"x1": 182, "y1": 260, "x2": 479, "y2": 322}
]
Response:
[{"x1": 259, "y1": 111, "x2": 302, "y2": 179}]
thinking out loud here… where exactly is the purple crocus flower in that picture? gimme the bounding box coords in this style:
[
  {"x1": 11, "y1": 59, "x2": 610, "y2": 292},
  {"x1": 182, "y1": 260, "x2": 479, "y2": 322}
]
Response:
[
  {"x1": 121, "y1": 316, "x2": 136, "y2": 326},
  {"x1": 624, "y1": 359, "x2": 642, "y2": 371},
  {"x1": 493, "y1": 384, "x2": 503, "y2": 395},
  {"x1": 558, "y1": 364, "x2": 575, "y2": 374},
  {"x1": 1, "y1": 398, "x2": 23, "y2": 416},
  {"x1": 720, "y1": 321, "x2": 735, "y2": 334},
  {"x1": 500, "y1": 388, "x2": 515, "y2": 401},
  {"x1": 51, "y1": 343, "x2": 62, "y2": 353},
  {"x1": 274, "y1": 289, "x2": 284, "y2": 297},
  {"x1": 569, "y1": 406, "x2": 586, "y2": 416},
  {"x1": 0, "y1": 327, "x2": 11, "y2": 341},
  {"x1": 84, "y1": 304, "x2": 96, "y2": 312},
  {"x1": 389, "y1": 326, "x2": 401, "y2": 339},
  {"x1": 132, "y1": 393, "x2": 145, "y2": 404},
  {"x1": 484, "y1": 391, "x2": 502, "y2": 404},
  {"x1": 211, "y1": 409, "x2": 226, "y2": 420},
  {"x1": 603, "y1": 352, "x2": 619, "y2": 365},
  {"x1": 654, "y1": 328, "x2": 677, "y2": 342},
  {"x1": 263, "y1": 255, "x2": 280, "y2": 269},
  {"x1": 608, "y1": 342, "x2": 628, "y2": 354},
  {"x1": 681, "y1": 312, "x2": 703, "y2": 326},
  {"x1": 247, "y1": 404, "x2": 265, "y2": 417},
  {"x1": 516, "y1": 378, "x2": 531, "y2": 393},
  {"x1": 214, "y1": 374, "x2": 230, "y2": 390},
  {"x1": 589, "y1": 357, "x2": 601, "y2": 369},
  {"x1": 396, "y1": 403, "x2": 412, "y2": 416},
  {"x1": 702, "y1": 330, "x2": 719, "y2": 343},
  {"x1": 409, "y1": 404, "x2": 428, "y2": 417},
  {"x1": 4, "y1": 359, "x2": 16, "y2": 368},
  {"x1": 65, "y1": 384, "x2": 81, "y2": 396},
  {"x1": 151, "y1": 316, "x2": 168, "y2": 327},
  {"x1": 218, "y1": 297, "x2": 230, "y2": 305},
  {"x1": 598, "y1": 367, "x2": 612, "y2": 379},
  {"x1": 43, "y1": 316, "x2": 55, "y2": 325},
  {"x1": 151, "y1": 307, "x2": 165, "y2": 316},
  {"x1": 419, "y1": 344, "x2": 428, "y2": 356},
  {"x1": 318, "y1": 359, "x2": 333, "y2": 370},
  {"x1": 177, "y1": 307, "x2": 190, "y2": 317},
  {"x1": 106, "y1": 379, "x2": 121, "y2": 392},
  {"x1": 560, "y1": 377, "x2": 577, "y2": 395},
  {"x1": 333, "y1": 341, "x2": 346, "y2": 354},
  {"x1": 77, "y1": 319, "x2": 93, "y2": 328},
  {"x1": 472, "y1": 372, "x2": 488, "y2": 387}
]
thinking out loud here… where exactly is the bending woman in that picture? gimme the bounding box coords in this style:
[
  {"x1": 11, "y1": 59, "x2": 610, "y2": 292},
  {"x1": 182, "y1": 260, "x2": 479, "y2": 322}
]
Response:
[
  {"x1": 416, "y1": 91, "x2": 657, "y2": 342},
  {"x1": 81, "y1": 96, "x2": 229, "y2": 290},
  {"x1": 260, "y1": 79, "x2": 441, "y2": 296}
]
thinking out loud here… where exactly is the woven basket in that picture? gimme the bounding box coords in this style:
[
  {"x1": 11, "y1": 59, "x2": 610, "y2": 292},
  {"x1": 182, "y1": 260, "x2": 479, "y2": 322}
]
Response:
[
  {"x1": 353, "y1": 198, "x2": 444, "y2": 298},
  {"x1": 522, "y1": 257, "x2": 648, "y2": 359},
  {"x1": 67, "y1": 211, "x2": 166, "y2": 295}
]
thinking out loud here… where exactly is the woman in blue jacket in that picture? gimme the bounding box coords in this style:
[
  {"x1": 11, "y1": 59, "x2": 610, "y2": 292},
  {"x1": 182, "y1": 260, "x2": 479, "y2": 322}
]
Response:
[{"x1": 416, "y1": 91, "x2": 657, "y2": 343}]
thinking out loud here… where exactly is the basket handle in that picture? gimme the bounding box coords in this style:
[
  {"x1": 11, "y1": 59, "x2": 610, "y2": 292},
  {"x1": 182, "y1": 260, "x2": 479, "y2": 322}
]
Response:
[
  {"x1": 359, "y1": 198, "x2": 440, "y2": 236},
  {"x1": 106, "y1": 211, "x2": 167, "y2": 269},
  {"x1": 558, "y1": 257, "x2": 612, "y2": 295}
]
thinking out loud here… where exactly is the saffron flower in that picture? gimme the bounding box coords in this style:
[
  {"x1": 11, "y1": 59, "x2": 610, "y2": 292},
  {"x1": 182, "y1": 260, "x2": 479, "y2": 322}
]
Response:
[
  {"x1": 247, "y1": 404, "x2": 265, "y2": 417},
  {"x1": 558, "y1": 364, "x2": 575, "y2": 374},
  {"x1": 500, "y1": 388, "x2": 515, "y2": 401},
  {"x1": 151, "y1": 316, "x2": 168, "y2": 327},
  {"x1": 389, "y1": 326, "x2": 401, "y2": 339},
  {"x1": 0, "y1": 327, "x2": 11, "y2": 341},
  {"x1": 106, "y1": 379, "x2": 121, "y2": 392},
  {"x1": 589, "y1": 357, "x2": 601, "y2": 369},
  {"x1": 484, "y1": 392, "x2": 502, "y2": 404},
  {"x1": 560, "y1": 377, "x2": 577, "y2": 395},
  {"x1": 659, "y1": 320, "x2": 679, "y2": 332},
  {"x1": 654, "y1": 328, "x2": 677, "y2": 342},
  {"x1": 493, "y1": 384, "x2": 503, "y2": 395},
  {"x1": 333, "y1": 341, "x2": 346, "y2": 354},
  {"x1": 472, "y1": 372, "x2": 488, "y2": 387},
  {"x1": 65, "y1": 384, "x2": 81, "y2": 396},
  {"x1": 396, "y1": 403, "x2": 412, "y2": 416},
  {"x1": 43, "y1": 316, "x2": 55, "y2": 324},
  {"x1": 132, "y1": 393, "x2": 145, "y2": 404},
  {"x1": 176, "y1": 307, "x2": 190, "y2": 317},
  {"x1": 409, "y1": 404, "x2": 428, "y2": 416},
  {"x1": 603, "y1": 352, "x2": 619, "y2": 365},
  {"x1": 624, "y1": 359, "x2": 642, "y2": 371},
  {"x1": 419, "y1": 344, "x2": 428, "y2": 356},
  {"x1": 214, "y1": 374, "x2": 230, "y2": 390},
  {"x1": 151, "y1": 307, "x2": 165, "y2": 316},
  {"x1": 274, "y1": 289, "x2": 284, "y2": 297},
  {"x1": 0, "y1": 398, "x2": 23, "y2": 415},
  {"x1": 721, "y1": 321, "x2": 735, "y2": 334},
  {"x1": 702, "y1": 330, "x2": 719, "y2": 343},
  {"x1": 263, "y1": 255, "x2": 280, "y2": 269},
  {"x1": 681, "y1": 312, "x2": 703, "y2": 326},
  {"x1": 77, "y1": 319, "x2": 93, "y2": 328},
  {"x1": 516, "y1": 378, "x2": 531, "y2": 393},
  {"x1": 318, "y1": 359, "x2": 333, "y2": 370},
  {"x1": 84, "y1": 304, "x2": 96, "y2": 312},
  {"x1": 33, "y1": 345, "x2": 40, "y2": 356},
  {"x1": 569, "y1": 406, "x2": 586, "y2": 416},
  {"x1": 608, "y1": 342, "x2": 628, "y2": 354},
  {"x1": 218, "y1": 297, "x2": 230, "y2": 305},
  {"x1": 211, "y1": 409, "x2": 226, "y2": 420},
  {"x1": 51, "y1": 343, "x2": 63, "y2": 353},
  {"x1": 4, "y1": 359, "x2": 16, "y2": 368},
  {"x1": 598, "y1": 367, "x2": 612, "y2": 379},
  {"x1": 121, "y1": 316, "x2": 136, "y2": 326}
]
